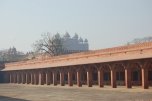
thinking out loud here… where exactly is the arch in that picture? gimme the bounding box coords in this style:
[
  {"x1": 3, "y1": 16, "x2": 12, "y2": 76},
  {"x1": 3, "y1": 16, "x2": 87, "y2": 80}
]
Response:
[
  {"x1": 92, "y1": 66, "x2": 98, "y2": 85},
  {"x1": 71, "y1": 67, "x2": 77, "y2": 84},
  {"x1": 146, "y1": 61, "x2": 152, "y2": 86},
  {"x1": 102, "y1": 64, "x2": 111, "y2": 85},
  {"x1": 113, "y1": 63, "x2": 125, "y2": 86},
  {"x1": 81, "y1": 66, "x2": 87, "y2": 85},
  {"x1": 56, "y1": 71, "x2": 60, "y2": 84},
  {"x1": 130, "y1": 62, "x2": 142, "y2": 86}
]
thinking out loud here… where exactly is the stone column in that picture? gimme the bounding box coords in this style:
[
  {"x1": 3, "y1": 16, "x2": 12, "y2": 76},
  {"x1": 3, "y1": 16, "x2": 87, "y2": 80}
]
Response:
[
  {"x1": 46, "y1": 71, "x2": 51, "y2": 85},
  {"x1": 33, "y1": 71, "x2": 38, "y2": 85},
  {"x1": 14, "y1": 72, "x2": 17, "y2": 83},
  {"x1": 125, "y1": 68, "x2": 132, "y2": 88},
  {"x1": 12, "y1": 73, "x2": 15, "y2": 83},
  {"x1": 111, "y1": 67, "x2": 117, "y2": 88},
  {"x1": 53, "y1": 71, "x2": 57, "y2": 86},
  {"x1": 26, "y1": 72, "x2": 30, "y2": 84},
  {"x1": 60, "y1": 70, "x2": 65, "y2": 86},
  {"x1": 98, "y1": 68, "x2": 104, "y2": 87},
  {"x1": 39, "y1": 71, "x2": 44, "y2": 85},
  {"x1": 9, "y1": 73, "x2": 12, "y2": 83},
  {"x1": 21, "y1": 73, "x2": 23, "y2": 84},
  {"x1": 17, "y1": 72, "x2": 20, "y2": 84},
  {"x1": 87, "y1": 68, "x2": 92, "y2": 87},
  {"x1": 21, "y1": 72, "x2": 26, "y2": 84},
  {"x1": 77, "y1": 69, "x2": 82, "y2": 87},
  {"x1": 31, "y1": 72, "x2": 34, "y2": 84},
  {"x1": 12, "y1": 73, "x2": 14, "y2": 83},
  {"x1": 142, "y1": 67, "x2": 148, "y2": 89},
  {"x1": 50, "y1": 72, "x2": 53, "y2": 84},
  {"x1": 68, "y1": 70, "x2": 73, "y2": 86}
]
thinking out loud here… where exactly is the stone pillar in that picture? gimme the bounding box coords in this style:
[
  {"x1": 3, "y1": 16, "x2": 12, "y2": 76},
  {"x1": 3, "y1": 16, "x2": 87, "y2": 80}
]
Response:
[
  {"x1": 17, "y1": 72, "x2": 20, "y2": 84},
  {"x1": 60, "y1": 71, "x2": 65, "y2": 86},
  {"x1": 68, "y1": 70, "x2": 73, "y2": 86},
  {"x1": 33, "y1": 72, "x2": 38, "y2": 85},
  {"x1": 142, "y1": 67, "x2": 148, "y2": 89},
  {"x1": 14, "y1": 73, "x2": 17, "y2": 83},
  {"x1": 10, "y1": 73, "x2": 13, "y2": 83},
  {"x1": 17, "y1": 71, "x2": 22, "y2": 84},
  {"x1": 98, "y1": 68, "x2": 104, "y2": 87},
  {"x1": 21, "y1": 73, "x2": 23, "y2": 84},
  {"x1": 7, "y1": 72, "x2": 10, "y2": 83},
  {"x1": 125, "y1": 68, "x2": 132, "y2": 88},
  {"x1": 50, "y1": 72, "x2": 53, "y2": 84},
  {"x1": 31, "y1": 72, "x2": 34, "y2": 84},
  {"x1": 46, "y1": 71, "x2": 51, "y2": 85},
  {"x1": 26, "y1": 72, "x2": 30, "y2": 84},
  {"x1": 39, "y1": 71, "x2": 44, "y2": 85},
  {"x1": 87, "y1": 68, "x2": 92, "y2": 87},
  {"x1": 111, "y1": 68, "x2": 117, "y2": 88},
  {"x1": 21, "y1": 72, "x2": 26, "y2": 84},
  {"x1": 77, "y1": 69, "x2": 82, "y2": 87},
  {"x1": 53, "y1": 71, "x2": 57, "y2": 86},
  {"x1": 12, "y1": 73, "x2": 15, "y2": 83}
]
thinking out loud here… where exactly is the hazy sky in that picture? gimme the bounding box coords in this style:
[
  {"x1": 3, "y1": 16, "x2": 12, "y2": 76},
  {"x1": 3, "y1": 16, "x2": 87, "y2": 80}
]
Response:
[{"x1": 0, "y1": 0, "x2": 152, "y2": 52}]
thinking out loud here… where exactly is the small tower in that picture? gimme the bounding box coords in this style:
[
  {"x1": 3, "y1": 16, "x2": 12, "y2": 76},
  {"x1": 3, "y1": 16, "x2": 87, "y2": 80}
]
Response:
[
  {"x1": 64, "y1": 32, "x2": 70, "y2": 39},
  {"x1": 73, "y1": 33, "x2": 79, "y2": 40},
  {"x1": 84, "y1": 39, "x2": 88, "y2": 43},
  {"x1": 79, "y1": 37, "x2": 83, "y2": 44}
]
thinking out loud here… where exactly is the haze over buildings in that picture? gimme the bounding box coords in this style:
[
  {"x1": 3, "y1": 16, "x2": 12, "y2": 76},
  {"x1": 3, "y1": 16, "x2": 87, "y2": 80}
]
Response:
[{"x1": 62, "y1": 32, "x2": 89, "y2": 53}]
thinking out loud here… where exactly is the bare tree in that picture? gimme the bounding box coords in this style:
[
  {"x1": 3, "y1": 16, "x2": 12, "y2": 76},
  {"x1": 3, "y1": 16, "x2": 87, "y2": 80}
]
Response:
[{"x1": 33, "y1": 32, "x2": 64, "y2": 56}]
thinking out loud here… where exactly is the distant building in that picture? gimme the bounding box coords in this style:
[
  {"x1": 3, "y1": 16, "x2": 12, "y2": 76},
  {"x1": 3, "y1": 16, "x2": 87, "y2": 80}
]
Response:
[
  {"x1": 62, "y1": 32, "x2": 89, "y2": 54},
  {"x1": 127, "y1": 36, "x2": 152, "y2": 45},
  {"x1": 0, "y1": 47, "x2": 25, "y2": 62}
]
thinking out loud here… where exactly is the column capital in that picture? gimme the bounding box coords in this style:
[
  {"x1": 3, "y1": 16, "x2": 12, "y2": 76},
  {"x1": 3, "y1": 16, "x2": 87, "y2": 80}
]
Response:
[
  {"x1": 108, "y1": 63, "x2": 116, "y2": 70},
  {"x1": 97, "y1": 65, "x2": 104, "y2": 71},
  {"x1": 76, "y1": 67, "x2": 82, "y2": 72},
  {"x1": 140, "y1": 60, "x2": 150, "y2": 69}
]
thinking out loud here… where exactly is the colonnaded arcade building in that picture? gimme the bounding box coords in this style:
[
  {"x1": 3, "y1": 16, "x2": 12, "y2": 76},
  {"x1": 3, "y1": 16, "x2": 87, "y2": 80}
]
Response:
[{"x1": 0, "y1": 42, "x2": 152, "y2": 89}]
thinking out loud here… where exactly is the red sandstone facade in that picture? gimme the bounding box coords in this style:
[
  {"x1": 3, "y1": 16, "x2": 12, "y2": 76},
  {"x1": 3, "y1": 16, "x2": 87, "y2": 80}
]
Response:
[{"x1": 1, "y1": 42, "x2": 152, "y2": 89}]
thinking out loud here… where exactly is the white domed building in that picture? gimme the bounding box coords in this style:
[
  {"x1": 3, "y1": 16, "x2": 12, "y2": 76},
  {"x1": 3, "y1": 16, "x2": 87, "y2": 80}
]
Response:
[{"x1": 62, "y1": 33, "x2": 89, "y2": 54}]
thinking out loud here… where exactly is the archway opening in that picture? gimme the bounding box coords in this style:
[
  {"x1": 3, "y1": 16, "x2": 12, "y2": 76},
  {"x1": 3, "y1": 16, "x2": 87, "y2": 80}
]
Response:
[
  {"x1": 103, "y1": 65, "x2": 111, "y2": 85},
  {"x1": 92, "y1": 67, "x2": 98, "y2": 85},
  {"x1": 81, "y1": 68, "x2": 87, "y2": 85},
  {"x1": 131, "y1": 63, "x2": 142, "y2": 86},
  {"x1": 148, "y1": 63, "x2": 152, "y2": 86},
  {"x1": 115, "y1": 64, "x2": 125, "y2": 86}
]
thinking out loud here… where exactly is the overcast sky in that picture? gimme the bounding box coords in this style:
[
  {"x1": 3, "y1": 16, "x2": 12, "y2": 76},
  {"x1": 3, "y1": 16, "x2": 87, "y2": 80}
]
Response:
[{"x1": 0, "y1": 0, "x2": 152, "y2": 52}]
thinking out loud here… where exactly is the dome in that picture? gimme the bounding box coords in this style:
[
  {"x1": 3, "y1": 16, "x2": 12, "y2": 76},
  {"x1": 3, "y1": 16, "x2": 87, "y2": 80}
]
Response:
[
  {"x1": 73, "y1": 33, "x2": 78, "y2": 39},
  {"x1": 79, "y1": 37, "x2": 83, "y2": 43},
  {"x1": 54, "y1": 33, "x2": 60, "y2": 38},
  {"x1": 64, "y1": 32, "x2": 70, "y2": 38},
  {"x1": 84, "y1": 39, "x2": 88, "y2": 43}
]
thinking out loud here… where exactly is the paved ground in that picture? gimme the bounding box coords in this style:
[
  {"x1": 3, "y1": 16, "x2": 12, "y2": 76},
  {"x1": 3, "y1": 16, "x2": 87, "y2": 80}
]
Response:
[{"x1": 0, "y1": 84, "x2": 152, "y2": 101}]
